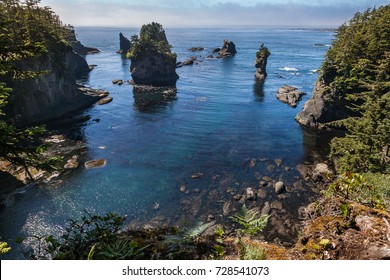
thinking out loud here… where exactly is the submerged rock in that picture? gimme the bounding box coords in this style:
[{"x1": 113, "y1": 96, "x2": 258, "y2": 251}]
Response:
[
  {"x1": 97, "y1": 97, "x2": 113, "y2": 105},
  {"x1": 85, "y1": 159, "x2": 107, "y2": 169},
  {"x1": 277, "y1": 85, "x2": 305, "y2": 108},
  {"x1": 188, "y1": 47, "x2": 204, "y2": 52},
  {"x1": 254, "y1": 44, "x2": 271, "y2": 82},
  {"x1": 129, "y1": 23, "x2": 179, "y2": 86},
  {"x1": 275, "y1": 181, "x2": 286, "y2": 194}
]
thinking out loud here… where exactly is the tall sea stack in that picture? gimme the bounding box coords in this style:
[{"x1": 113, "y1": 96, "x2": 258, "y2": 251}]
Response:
[
  {"x1": 128, "y1": 22, "x2": 179, "y2": 87},
  {"x1": 255, "y1": 44, "x2": 270, "y2": 82}
]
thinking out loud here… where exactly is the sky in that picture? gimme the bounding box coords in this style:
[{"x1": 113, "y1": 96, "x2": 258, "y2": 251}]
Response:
[{"x1": 40, "y1": 0, "x2": 389, "y2": 27}]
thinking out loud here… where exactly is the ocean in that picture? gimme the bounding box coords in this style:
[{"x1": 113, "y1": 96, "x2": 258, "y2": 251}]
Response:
[{"x1": 0, "y1": 27, "x2": 335, "y2": 259}]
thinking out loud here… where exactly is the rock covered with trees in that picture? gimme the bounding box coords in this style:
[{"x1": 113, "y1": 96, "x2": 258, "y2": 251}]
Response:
[
  {"x1": 296, "y1": 6, "x2": 390, "y2": 173},
  {"x1": 128, "y1": 22, "x2": 179, "y2": 87},
  {"x1": 254, "y1": 44, "x2": 270, "y2": 82}
]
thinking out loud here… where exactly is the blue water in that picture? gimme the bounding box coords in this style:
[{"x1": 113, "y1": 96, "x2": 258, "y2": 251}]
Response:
[{"x1": 0, "y1": 27, "x2": 334, "y2": 259}]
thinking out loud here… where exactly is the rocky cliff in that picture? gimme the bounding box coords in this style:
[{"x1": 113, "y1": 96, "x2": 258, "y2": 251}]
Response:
[
  {"x1": 129, "y1": 23, "x2": 179, "y2": 87},
  {"x1": 218, "y1": 40, "x2": 237, "y2": 57},
  {"x1": 8, "y1": 41, "x2": 101, "y2": 125},
  {"x1": 295, "y1": 78, "x2": 349, "y2": 128}
]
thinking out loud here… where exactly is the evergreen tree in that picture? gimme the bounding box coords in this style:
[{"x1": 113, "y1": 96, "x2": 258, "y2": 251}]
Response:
[{"x1": 327, "y1": 6, "x2": 390, "y2": 173}]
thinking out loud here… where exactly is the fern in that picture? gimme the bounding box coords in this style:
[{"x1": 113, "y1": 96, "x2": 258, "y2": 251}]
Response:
[
  {"x1": 230, "y1": 204, "x2": 269, "y2": 236},
  {"x1": 0, "y1": 241, "x2": 11, "y2": 255},
  {"x1": 240, "y1": 243, "x2": 266, "y2": 260}
]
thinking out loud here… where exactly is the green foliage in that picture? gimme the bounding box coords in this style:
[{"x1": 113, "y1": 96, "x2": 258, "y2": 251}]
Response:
[
  {"x1": 128, "y1": 22, "x2": 176, "y2": 61},
  {"x1": 239, "y1": 243, "x2": 266, "y2": 260},
  {"x1": 229, "y1": 204, "x2": 269, "y2": 237},
  {"x1": 324, "y1": 6, "x2": 390, "y2": 173},
  {"x1": 256, "y1": 44, "x2": 271, "y2": 59},
  {"x1": 325, "y1": 172, "x2": 385, "y2": 209},
  {"x1": 0, "y1": 0, "x2": 69, "y2": 175},
  {"x1": 0, "y1": 241, "x2": 11, "y2": 255}
]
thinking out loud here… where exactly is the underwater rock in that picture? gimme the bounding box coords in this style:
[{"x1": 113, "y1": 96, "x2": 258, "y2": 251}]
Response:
[
  {"x1": 97, "y1": 97, "x2": 113, "y2": 105},
  {"x1": 85, "y1": 159, "x2": 107, "y2": 169},
  {"x1": 275, "y1": 181, "x2": 285, "y2": 194}
]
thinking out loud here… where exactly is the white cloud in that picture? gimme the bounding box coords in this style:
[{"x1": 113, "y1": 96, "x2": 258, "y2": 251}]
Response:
[{"x1": 40, "y1": 0, "x2": 388, "y2": 27}]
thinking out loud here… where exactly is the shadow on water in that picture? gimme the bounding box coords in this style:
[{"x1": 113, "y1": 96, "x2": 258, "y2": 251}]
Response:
[
  {"x1": 301, "y1": 127, "x2": 345, "y2": 163},
  {"x1": 132, "y1": 86, "x2": 177, "y2": 113},
  {"x1": 253, "y1": 82, "x2": 265, "y2": 102}
]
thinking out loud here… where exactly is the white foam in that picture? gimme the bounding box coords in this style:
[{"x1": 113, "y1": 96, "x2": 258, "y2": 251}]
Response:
[{"x1": 279, "y1": 67, "x2": 299, "y2": 71}]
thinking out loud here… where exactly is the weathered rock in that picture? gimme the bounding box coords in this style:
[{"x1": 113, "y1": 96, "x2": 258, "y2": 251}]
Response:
[
  {"x1": 275, "y1": 181, "x2": 286, "y2": 194},
  {"x1": 261, "y1": 201, "x2": 271, "y2": 215},
  {"x1": 117, "y1": 32, "x2": 131, "y2": 54},
  {"x1": 177, "y1": 56, "x2": 197, "y2": 67},
  {"x1": 129, "y1": 23, "x2": 179, "y2": 87},
  {"x1": 212, "y1": 47, "x2": 221, "y2": 53},
  {"x1": 313, "y1": 163, "x2": 333, "y2": 182},
  {"x1": 270, "y1": 200, "x2": 284, "y2": 211},
  {"x1": 218, "y1": 40, "x2": 237, "y2": 57},
  {"x1": 295, "y1": 78, "x2": 349, "y2": 128},
  {"x1": 179, "y1": 185, "x2": 186, "y2": 192},
  {"x1": 258, "y1": 189, "x2": 267, "y2": 199},
  {"x1": 85, "y1": 159, "x2": 107, "y2": 169},
  {"x1": 246, "y1": 187, "x2": 256, "y2": 200},
  {"x1": 133, "y1": 85, "x2": 177, "y2": 110},
  {"x1": 112, "y1": 79, "x2": 124, "y2": 85},
  {"x1": 254, "y1": 44, "x2": 271, "y2": 82},
  {"x1": 97, "y1": 97, "x2": 113, "y2": 105},
  {"x1": 188, "y1": 47, "x2": 204, "y2": 52},
  {"x1": 223, "y1": 201, "x2": 232, "y2": 216},
  {"x1": 277, "y1": 85, "x2": 305, "y2": 108},
  {"x1": 64, "y1": 155, "x2": 79, "y2": 169},
  {"x1": 70, "y1": 41, "x2": 100, "y2": 55}
]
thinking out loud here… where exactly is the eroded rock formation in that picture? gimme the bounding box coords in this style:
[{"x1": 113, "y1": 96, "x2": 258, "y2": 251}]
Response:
[{"x1": 254, "y1": 44, "x2": 270, "y2": 82}]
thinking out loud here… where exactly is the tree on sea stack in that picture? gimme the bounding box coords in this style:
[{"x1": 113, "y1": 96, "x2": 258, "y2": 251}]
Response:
[{"x1": 128, "y1": 22, "x2": 179, "y2": 87}]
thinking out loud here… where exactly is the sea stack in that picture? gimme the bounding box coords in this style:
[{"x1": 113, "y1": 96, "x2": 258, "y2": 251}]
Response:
[
  {"x1": 255, "y1": 43, "x2": 270, "y2": 82},
  {"x1": 117, "y1": 32, "x2": 131, "y2": 54},
  {"x1": 128, "y1": 22, "x2": 179, "y2": 87},
  {"x1": 218, "y1": 39, "x2": 237, "y2": 57}
]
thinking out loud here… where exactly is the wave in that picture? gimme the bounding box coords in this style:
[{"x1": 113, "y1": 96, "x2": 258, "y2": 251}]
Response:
[{"x1": 279, "y1": 67, "x2": 299, "y2": 72}]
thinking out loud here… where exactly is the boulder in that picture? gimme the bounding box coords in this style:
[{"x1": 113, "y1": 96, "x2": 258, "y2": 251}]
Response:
[
  {"x1": 64, "y1": 155, "x2": 79, "y2": 170},
  {"x1": 275, "y1": 181, "x2": 285, "y2": 194},
  {"x1": 246, "y1": 187, "x2": 256, "y2": 200},
  {"x1": 117, "y1": 32, "x2": 131, "y2": 54},
  {"x1": 277, "y1": 85, "x2": 305, "y2": 108},
  {"x1": 129, "y1": 23, "x2": 179, "y2": 87},
  {"x1": 218, "y1": 40, "x2": 237, "y2": 57},
  {"x1": 254, "y1": 44, "x2": 271, "y2": 82}
]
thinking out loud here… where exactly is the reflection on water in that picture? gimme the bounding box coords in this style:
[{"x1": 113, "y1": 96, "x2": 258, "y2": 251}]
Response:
[
  {"x1": 133, "y1": 86, "x2": 177, "y2": 112},
  {"x1": 253, "y1": 82, "x2": 265, "y2": 102}
]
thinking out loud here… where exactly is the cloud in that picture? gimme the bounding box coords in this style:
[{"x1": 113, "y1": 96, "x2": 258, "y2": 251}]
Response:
[{"x1": 41, "y1": 0, "x2": 387, "y2": 27}]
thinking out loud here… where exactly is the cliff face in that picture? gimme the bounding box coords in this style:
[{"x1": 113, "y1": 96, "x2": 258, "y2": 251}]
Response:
[
  {"x1": 295, "y1": 78, "x2": 349, "y2": 128},
  {"x1": 9, "y1": 41, "x2": 99, "y2": 125},
  {"x1": 130, "y1": 52, "x2": 179, "y2": 87}
]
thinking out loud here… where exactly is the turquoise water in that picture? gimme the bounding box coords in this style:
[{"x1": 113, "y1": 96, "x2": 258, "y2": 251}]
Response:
[{"x1": 0, "y1": 27, "x2": 334, "y2": 259}]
